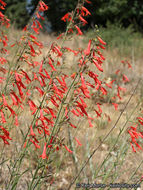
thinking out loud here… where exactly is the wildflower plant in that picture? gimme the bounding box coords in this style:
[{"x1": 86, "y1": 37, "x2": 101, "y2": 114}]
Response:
[{"x1": 0, "y1": 0, "x2": 143, "y2": 189}]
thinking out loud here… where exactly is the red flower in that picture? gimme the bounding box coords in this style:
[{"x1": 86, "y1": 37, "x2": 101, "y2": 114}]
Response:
[
  {"x1": 81, "y1": 6, "x2": 91, "y2": 16},
  {"x1": 85, "y1": 0, "x2": 92, "y2": 4},
  {"x1": 122, "y1": 74, "x2": 129, "y2": 82},
  {"x1": 39, "y1": 1, "x2": 48, "y2": 12},
  {"x1": 97, "y1": 36, "x2": 106, "y2": 45},
  {"x1": 0, "y1": 0, "x2": 6, "y2": 7},
  {"x1": 92, "y1": 59, "x2": 103, "y2": 72},
  {"x1": 0, "y1": 110, "x2": 6, "y2": 123},
  {"x1": 35, "y1": 87, "x2": 44, "y2": 96},
  {"x1": 28, "y1": 41, "x2": 35, "y2": 55},
  {"x1": 112, "y1": 103, "x2": 118, "y2": 110},
  {"x1": 79, "y1": 15, "x2": 88, "y2": 25},
  {"x1": 61, "y1": 13, "x2": 71, "y2": 22},
  {"x1": 75, "y1": 25, "x2": 83, "y2": 35},
  {"x1": 75, "y1": 137, "x2": 82, "y2": 146},
  {"x1": 30, "y1": 125, "x2": 36, "y2": 137},
  {"x1": 40, "y1": 143, "x2": 48, "y2": 159},
  {"x1": 2, "y1": 94, "x2": 7, "y2": 106},
  {"x1": 65, "y1": 145, "x2": 73, "y2": 153},
  {"x1": 69, "y1": 122, "x2": 77, "y2": 128},
  {"x1": 84, "y1": 40, "x2": 91, "y2": 56},
  {"x1": 15, "y1": 115, "x2": 19, "y2": 126}
]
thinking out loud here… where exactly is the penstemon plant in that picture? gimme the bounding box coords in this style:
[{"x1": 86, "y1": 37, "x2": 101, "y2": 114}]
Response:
[{"x1": 0, "y1": 0, "x2": 143, "y2": 189}]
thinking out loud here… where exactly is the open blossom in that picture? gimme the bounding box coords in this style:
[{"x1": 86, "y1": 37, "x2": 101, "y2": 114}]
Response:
[
  {"x1": 38, "y1": 1, "x2": 48, "y2": 12},
  {"x1": 81, "y1": 6, "x2": 91, "y2": 16},
  {"x1": 61, "y1": 13, "x2": 72, "y2": 22}
]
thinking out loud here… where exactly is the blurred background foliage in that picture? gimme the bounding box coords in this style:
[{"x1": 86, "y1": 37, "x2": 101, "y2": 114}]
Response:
[{"x1": 4, "y1": 0, "x2": 143, "y2": 33}]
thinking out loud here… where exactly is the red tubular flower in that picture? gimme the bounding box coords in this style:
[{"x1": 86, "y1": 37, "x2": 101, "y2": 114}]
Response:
[
  {"x1": 30, "y1": 139, "x2": 40, "y2": 149},
  {"x1": 130, "y1": 142, "x2": 136, "y2": 152},
  {"x1": 65, "y1": 107, "x2": 68, "y2": 118},
  {"x1": 85, "y1": 0, "x2": 92, "y2": 3},
  {"x1": 71, "y1": 108, "x2": 80, "y2": 117},
  {"x1": 81, "y1": 6, "x2": 91, "y2": 16},
  {"x1": 80, "y1": 72, "x2": 87, "y2": 89},
  {"x1": 15, "y1": 82, "x2": 24, "y2": 98},
  {"x1": 75, "y1": 25, "x2": 83, "y2": 35},
  {"x1": 0, "y1": 110, "x2": 6, "y2": 123},
  {"x1": 97, "y1": 36, "x2": 106, "y2": 45},
  {"x1": 112, "y1": 103, "x2": 118, "y2": 110},
  {"x1": 10, "y1": 91, "x2": 22, "y2": 105},
  {"x1": 92, "y1": 59, "x2": 103, "y2": 72},
  {"x1": 44, "y1": 69, "x2": 51, "y2": 79},
  {"x1": 40, "y1": 143, "x2": 48, "y2": 159},
  {"x1": 53, "y1": 83, "x2": 63, "y2": 98},
  {"x1": 14, "y1": 71, "x2": 22, "y2": 82},
  {"x1": 65, "y1": 145, "x2": 73, "y2": 153},
  {"x1": 138, "y1": 117, "x2": 143, "y2": 125},
  {"x1": 28, "y1": 99, "x2": 37, "y2": 115},
  {"x1": 122, "y1": 74, "x2": 129, "y2": 82},
  {"x1": 39, "y1": 1, "x2": 48, "y2": 11},
  {"x1": 7, "y1": 105, "x2": 15, "y2": 117},
  {"x1": 2, "y1": 94, "x2": 7, "y2": 106},
  {"x1": 75, "y1": 137, "x2": 82, "y2": 146},
  {"x1": 88, "y1": 118, "x2": 93, "y2": 127},
  {"x1": 61, "y1": 13, "x2": 71, "y2": 22},
  {"x1": 36, "y1": 20, "x2": 43, "y2": 29},
  {"x1": 127, "y1": 61, "x2": 132, "y2": 69},
  {"x1": 0, "y1": 135, "x2": 10, "y2": 145},
  {"x1": 51, "y1": 45, "x2": 63, "y2": 57},
  {"x1": 57, "y1": 33, "x2": 64, "y2": 40},
  {"x1": 21, "y1": 69, "x2": 31, "y2": 82},
  {"x1": 0, "y1": 125, "x2": 10, "y2": 137},
  {"x1": 84, "y1": 40, "x2": 91, "y2": 56},
  {"x1": 69, "y1": 122, "x2": 77, "y2": 128},
  {"x1": 97, "y1": 103, "x2": 102, "y2": 113},
  {"x1": 79, "y1": 15, "x2": 88, "y2": 25},
  {"x1": 19, "y1": 80, "x2": 26, "y2": 89},
  {"x1": 30, "y1": 125, "x2": 36, "y2": 136},
  {"x1": 100, "y1": 86, "x2": 107, "y2": 95},
  {"x1": 47, "y1": 107, "x2": 56, "y2": 118},
  {"x1": 76, "y1": 101, "x2": 88, "y2": 116},
  {"x1": 38, "y1": 76, "x2": 46, "y2": 87},
  {"x1": 76, "y1": 108, "x2": 84, "y2": 116},
  {"x1": 95, "y1": 109, "x2": 101, "y2": 117},
  {"x1": 105, "y1": 83, "x2": 112, "y2": 89},
  {"x1": 79, "y1": 96, "x2": 87, "y2": 108},
  {"x1": 38, "y1": 72, "x2": 47, "y2": 79},
  {"x1": 50, "y1": 96, "x2": 59, "y2": 108},
  {"x1": 48, "y1": 57, "x2": 56, "y2": 71},
  {"x1": 35, "y1": 86, "x2": 44, "y2": 96},
  {"x1": 15, "y1": 115, "x2": 19, "y2": 126},
  {"x1": 0, "y1": 0, "x2": 6, "y2": 7},
  {"x1": 28, "y1": 41, "x2": 35, "y2": 55}
]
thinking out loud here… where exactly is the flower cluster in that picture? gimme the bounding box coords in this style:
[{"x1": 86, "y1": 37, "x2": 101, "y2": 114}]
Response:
[{"x1": 0, "y1": 0, "x2": 139, "y2": 162}]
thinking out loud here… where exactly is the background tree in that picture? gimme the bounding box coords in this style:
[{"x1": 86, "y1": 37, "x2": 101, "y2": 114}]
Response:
[
  {"x1": 3, "y1": 0, "x2": 143, "y2": 32},
  {"x1": 30, "y1": 0, "x2": 77, "y2": 32},
  {"x1": 4, "y1": 0, "x2": 30, "y2": 28}
]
